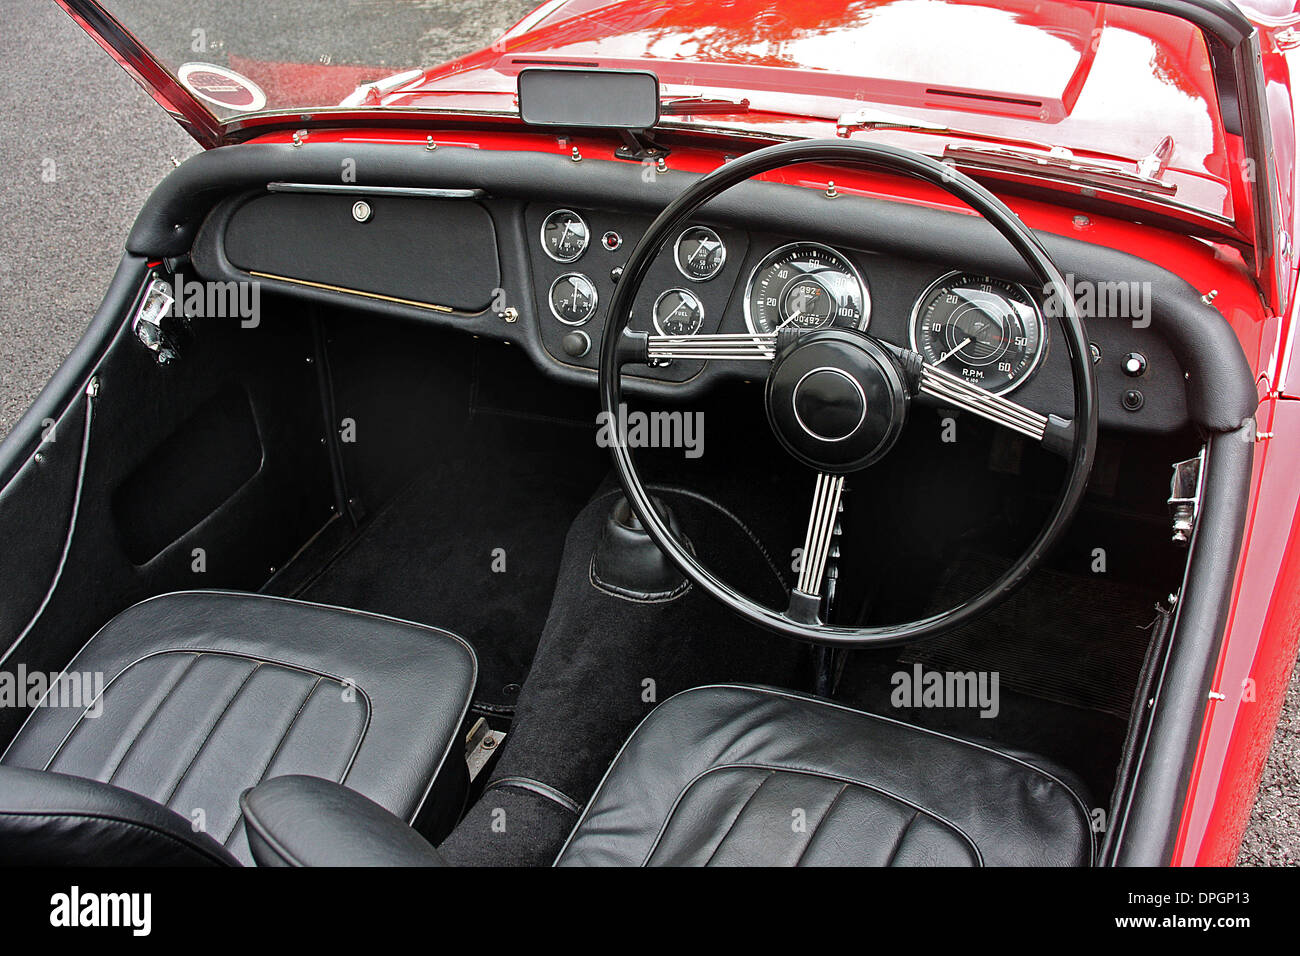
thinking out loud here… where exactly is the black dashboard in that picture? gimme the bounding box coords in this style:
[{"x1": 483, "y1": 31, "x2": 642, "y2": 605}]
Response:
[{"x1": 194, "y1": 186, "x2": 1195, "y2": 434}]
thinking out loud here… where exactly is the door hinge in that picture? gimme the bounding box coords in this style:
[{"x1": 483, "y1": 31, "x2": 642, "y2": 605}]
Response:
[
  {"x1": 132, "y1": 277, "x2": 186, "y2": 365},
  {"x1": 1168, "y1": 448, "x2": 1205, "y2": 546}
]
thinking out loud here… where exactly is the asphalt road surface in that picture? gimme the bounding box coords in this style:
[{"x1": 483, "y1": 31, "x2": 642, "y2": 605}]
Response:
[{"x1": 0, "y1": 0, "x2": 1297, "y2": 865}]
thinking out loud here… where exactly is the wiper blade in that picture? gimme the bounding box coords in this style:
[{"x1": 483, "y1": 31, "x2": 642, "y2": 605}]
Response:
[
  {"x1": 835, "y1": 107, "x2": 950, "y2": 136},
  {"x1": 942, "y1": 143, "x2": 1178, "y2": 197},
  {"x1": 834, "y1": 108, "x2": 1176, "y2": 196},
  {"x1": 661, "y1": 95, "x2": 751, "y2": 116},
  {"x1": 835, "y1": 107, "x2": 1065, "y2": 153}
]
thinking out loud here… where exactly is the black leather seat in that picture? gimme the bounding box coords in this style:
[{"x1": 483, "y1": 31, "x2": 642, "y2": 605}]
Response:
[
  {"x1": 555, "y1": 684, "x2": 1094, "y2": 866},
  {"x1": 233, "y1": 683, "x2": 1094, "y2": 867},
  {"x1": 0, "y1": 590, "x2": 476, "y2": 865}
]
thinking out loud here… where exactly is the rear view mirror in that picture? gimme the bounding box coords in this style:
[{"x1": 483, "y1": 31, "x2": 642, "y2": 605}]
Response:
[{"x1": 518, "y1": 68, "x2": 660, "y2": 130}]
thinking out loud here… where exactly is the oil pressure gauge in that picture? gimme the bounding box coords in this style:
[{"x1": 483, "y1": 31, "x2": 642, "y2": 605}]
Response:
[{"x1": 674, "y1": 226, "x2": 726, "y2": 281}]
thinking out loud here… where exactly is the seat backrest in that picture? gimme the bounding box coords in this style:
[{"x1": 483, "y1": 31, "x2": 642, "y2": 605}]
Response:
[{"x1": 0, "y1": 765, "x2": 239, "y2": 866}]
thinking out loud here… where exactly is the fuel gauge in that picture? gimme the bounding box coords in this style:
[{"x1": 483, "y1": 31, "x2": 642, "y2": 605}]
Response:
[{"x1": 653, "y1": 288, "x2": 705, "y2": 336}]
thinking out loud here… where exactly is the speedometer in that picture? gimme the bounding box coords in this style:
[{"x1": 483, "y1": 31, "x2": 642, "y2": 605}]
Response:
[
  {"x1": 744, "y1": 242, "x2": 869, "y2": 335},
  {"x1": 909, "y1": 272, "x2": 1046, "y2": 395}
]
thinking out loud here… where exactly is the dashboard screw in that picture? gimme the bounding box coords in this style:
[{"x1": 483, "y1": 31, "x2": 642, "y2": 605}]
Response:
[
  {"x1": 825, "y1": 182, "x2": 839, "y2": 198},
  {"x1": 426, "y1": 136, "x2": 437, "y2": 151},
  {"x1": 656, "y1": 157, "x2": 668, "y2": 173},
  {"x1": 570, "y1": 146, "x2": 582, "y2": 162}
]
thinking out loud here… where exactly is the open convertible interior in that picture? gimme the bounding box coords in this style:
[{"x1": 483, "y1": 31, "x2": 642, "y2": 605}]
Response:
[{"x1": 0, "y1": 10, "x2": 1271, "y2": 865}]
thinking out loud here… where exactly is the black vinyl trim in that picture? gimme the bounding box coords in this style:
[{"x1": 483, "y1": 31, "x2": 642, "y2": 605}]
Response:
[
  {"x1": 1111, "y1": 425, "x2": 1255, "y2": 864},
  {"x1": 161, "y1": 142, "x2": 1257, "y2": 430},
  {"x1": 0, "y1": 387, "x2": 96, "y2": 668},
  {"x1": 485, "y1": 776, "x2": 582, "y2": 814}
]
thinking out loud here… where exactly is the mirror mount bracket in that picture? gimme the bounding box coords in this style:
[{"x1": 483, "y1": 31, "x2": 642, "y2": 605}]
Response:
[{"x1": 614, "y1": 128, "x2": 669, "y2": 162}]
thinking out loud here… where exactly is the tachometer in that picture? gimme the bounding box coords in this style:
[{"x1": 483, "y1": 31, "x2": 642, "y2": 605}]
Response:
[
  {"x1": 909, "y1": 272, "x2": 1046, "y2": 395},
  {"x1": 744, "y1": 242, "x2": 869, "y2": 335}
]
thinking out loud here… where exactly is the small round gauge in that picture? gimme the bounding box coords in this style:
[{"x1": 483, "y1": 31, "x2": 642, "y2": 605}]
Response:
[
  {"x1": 653, "y1": 289, "x2": 706, "y2": 336},
  {"x1": 909, "y1": 271, "x2": 1046, "y2": 395},
  {"x1": 674, "y1": 226, "x2": 727, "y2": 281},
  {"x1": 744, "y1": 242, "x2": 869, "y2": 335},
  {"x1": 541, "y1": 209, "x2": 590, "y2": 262},
  {"x1": 549, "y1": 273, "x2": 598, "y2": 325}
]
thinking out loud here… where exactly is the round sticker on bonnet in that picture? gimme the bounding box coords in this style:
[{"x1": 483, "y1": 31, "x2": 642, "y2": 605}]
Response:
[{"x1": 177, "y1": 63, "x2": 268, "y2": 112}]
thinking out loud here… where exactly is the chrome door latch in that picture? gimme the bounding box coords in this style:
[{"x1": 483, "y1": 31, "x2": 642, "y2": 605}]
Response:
[
  {"x1": 1168, "y1": 449, "x2": 1205, "y2": 546},
  {"x1": 132, "y1": 278, "x2": 185, "y2": 365}
]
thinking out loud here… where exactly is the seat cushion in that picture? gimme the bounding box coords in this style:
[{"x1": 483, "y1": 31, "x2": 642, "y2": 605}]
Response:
[
  {"x1": 555, "y1": 684, "x2": 1094, "y2": 866},
  {"x1": 1, "y1": 590, "x2": 476, "y2": 863}
]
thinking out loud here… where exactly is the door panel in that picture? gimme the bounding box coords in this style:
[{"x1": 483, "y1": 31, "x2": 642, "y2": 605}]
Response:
[{"x1": 0, "y1": 273, "x2": 334, "y2": 744}]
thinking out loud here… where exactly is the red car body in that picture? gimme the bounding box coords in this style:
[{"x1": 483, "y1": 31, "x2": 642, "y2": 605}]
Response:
[{"x1": 53, "y1": 0, "x2": 1300, "y2": 865}]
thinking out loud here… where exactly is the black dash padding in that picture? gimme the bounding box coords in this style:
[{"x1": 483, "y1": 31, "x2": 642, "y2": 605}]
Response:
[{"x1": 225, "y1": 195, "x2": 500, "y2": 313}]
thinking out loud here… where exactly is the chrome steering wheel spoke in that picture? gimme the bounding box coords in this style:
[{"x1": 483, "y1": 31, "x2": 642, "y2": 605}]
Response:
[
  {"x1": 644, "y1": 331, "x2": 777, "y2": 362},
  {"x1": 787, "y1": 472, "x2": 845, "y2": 624},
  {"x1": 918, "y1": 362, "x2": 1053, "y2": 442}
]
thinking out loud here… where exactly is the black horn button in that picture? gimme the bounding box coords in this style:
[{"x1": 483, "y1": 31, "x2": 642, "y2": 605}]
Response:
[
  {"x1": 766, "y1": 329, "x2": 910, "y2": 474},
  {"x1": 793, "y1": 368, "x2": 866, "y2": 441}
]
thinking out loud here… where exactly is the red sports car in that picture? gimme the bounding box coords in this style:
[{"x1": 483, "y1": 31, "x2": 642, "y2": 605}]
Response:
[{"x1": 0, "y1": 0, "x2": 1295, "y2": 877}]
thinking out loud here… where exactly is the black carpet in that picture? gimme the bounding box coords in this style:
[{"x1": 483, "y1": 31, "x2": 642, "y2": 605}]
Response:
[
  {"x1": 900, "y1": 555, "x2": 1161, "y2": 718},
  {"x1": 837, "y1": 649, "x2": 1126, "y2": 810},
  {"x1": 439, "y1": 484, "x2": 809, "y2": 865},
  {"x1": 291, "y1": 415, "x2": 607, "y2": 712},
  {"x1": 439, "y1": 786, "x2": 578, "y2": 867},
  {"x1": 834, "y1": 552, "x2": 1159, "y2": 805}
]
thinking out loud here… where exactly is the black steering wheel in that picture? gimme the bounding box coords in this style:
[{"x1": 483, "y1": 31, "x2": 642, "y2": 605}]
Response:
[{"x1": 599, "y1": 140, "x2": 1098, "y2": 647}]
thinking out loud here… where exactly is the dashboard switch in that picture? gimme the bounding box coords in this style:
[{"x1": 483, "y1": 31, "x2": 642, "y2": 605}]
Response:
[
  {"x1": 562, "y1": 330, "x2": 591, "y2": 358},
  {"x1": 1122, "y1": 389, "x2": 1145, "y2": 411},
  {"x1": 1122, "y1": 352, "x2": 1147, "y2": 376}
]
